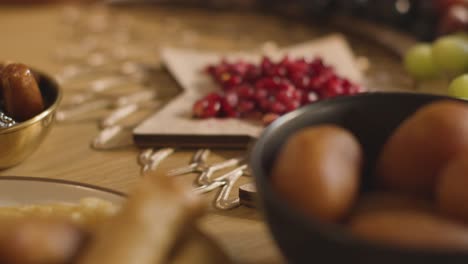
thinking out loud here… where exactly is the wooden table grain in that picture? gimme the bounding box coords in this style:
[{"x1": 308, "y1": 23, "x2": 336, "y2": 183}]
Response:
[
  {"x1": 0, "y1": 4, "x2": 413, "y2": 264},
  {"x1": 0, "y1": 5, "x2": 288, "y2": 264}
]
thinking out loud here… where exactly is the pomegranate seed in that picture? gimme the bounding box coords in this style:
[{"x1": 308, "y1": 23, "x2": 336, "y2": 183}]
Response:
[
  {"x1": 220, "y1": 98, "x2": 238, "y2": 118},
  {"x1": 193, "y1": 97, "x2": 221, "y2": 118},
  {"x1": 205, "y1": 92, "x2": 222, "y2": 101},
  {"x1": 291, "y1": 74, "x2": 310, "y2": 89},
  {"x1": 254, "y1": 88, "x2": 269, "y2": 101},
  {"x1": 244, "y1": 64, "x2": 261, "y2": 81},
  {"x1": 276, "y1": 90, "x2": 294, "y2": 104},
  {"x1": 292, "y1": 89, "x2": 303, "y2": 101},
  {"x1": 285, "y1": 100, "x2": 301, "y2": 112},
  {"x1": 270, "y1": 101, "x2": 287, "y2": 114},
  {"x1": 221, "y1": 74, "x2": 243, "y2": 88},
  {"x1": 272, "y1": 66, "x2": 288, "y2": 77},
  {"x1": 279, "y1": 56, "x2": 291, "y2": 66},
  {"x1": 259, "y1": 99, "x2": 271, "y2": 112},
  {"x1": 256, "y1": 77, "x2": 280, "y2": 90},
  {"x1": 224, "y1": 91, "x2": 239, "y2": 107},
  {"x1": 321, "y1": 78, "x2": 345, "y2": 99},
  {"x1": 231, "y1": 61, "x2": 249, "y2": 75},
  {"x1": 302, "y1": 91, "x2": 319, "y2": 104},
  {"x1": 261, "y1": 57, "x2": 274, "y2": 75},
  {"x1": 237, "y1": 100, "x2": 255, "y2": 114},
  {"x1": 236, "y1": 85, "x2": 255, "y2": 99},
  {"x1": 276, "y1": 81, "x2": 295, "y2": 92}
]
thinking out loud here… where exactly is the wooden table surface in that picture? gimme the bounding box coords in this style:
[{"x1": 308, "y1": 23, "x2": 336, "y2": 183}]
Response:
[{"x1": 0, "y1": 4, "x2": 413, "y2": 264}]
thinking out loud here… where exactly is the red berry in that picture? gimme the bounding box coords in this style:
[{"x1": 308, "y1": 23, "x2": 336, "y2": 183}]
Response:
[
  {"x1": 256, "y1": 77, "x2": 280, "y2": 90},
  {"x1": 285, "y1": 100, "x2": 301, "y2": 112},
  {"x1": 254, "y1": 88, "x2": 269, "y2": 101},
  {"x1": 236, "y1": 85, "x2": 255, "y2": 99},
  {"x1": 193, "y1": 96, "x2": 222, "y2": 118},
  {"x1": 224, "y1": 91, "x2": 239, "y2": 107},
  {"x1": 220, "y1": 74, "x2": 243, "y2": 89},
  {"x1": 259, "y1": 99, "x2": 271, "y2": 112},
  {"x1": 276, "y1": 89, "x2": 294, "y2": 104},
  {"x1": 237, "y1": 100, "x2": 255, "y2": 114},
  {"x1": 302, "y1": 91, "x2": 319, "y2": 104},
  {"x1": 270, "y1": 101, "x2": 287, "y2": 114}
]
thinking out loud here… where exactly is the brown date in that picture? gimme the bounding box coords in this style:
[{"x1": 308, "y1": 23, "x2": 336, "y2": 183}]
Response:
[
  {"x1": 0, "y1": 218, "x2": 88, "y2": 264},
  {"x1": 1, "y1": 63, "x2": 44, "y2": 121}
]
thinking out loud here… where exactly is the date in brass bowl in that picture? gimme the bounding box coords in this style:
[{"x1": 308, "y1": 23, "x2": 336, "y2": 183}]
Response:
[{"x1": 0, "y1": 71, "x2": 62, "y2": 169}]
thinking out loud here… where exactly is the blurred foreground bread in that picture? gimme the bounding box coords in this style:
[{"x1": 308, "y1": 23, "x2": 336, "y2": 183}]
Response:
[
  {"x1": 168, "y1": 229, "x2": 230, "y2": 264},
  {"x1": 0, "y1": 219, "x2": 88, "y2": 264},
  {"x1": 78, "y1": 175, "x2": 202, "y2": 264}
]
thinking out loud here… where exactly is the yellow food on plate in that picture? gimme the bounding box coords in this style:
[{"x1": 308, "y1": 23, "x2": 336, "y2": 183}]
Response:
[
  {"x1": 272, "y1": 125, "x2": 362, "y2": 223},
  {"x1": 0, "y1": 218, "x2": 87, "y2": 264},
  {"x1": 0, "y1": 197, "x2": 118, "y2": 230}
]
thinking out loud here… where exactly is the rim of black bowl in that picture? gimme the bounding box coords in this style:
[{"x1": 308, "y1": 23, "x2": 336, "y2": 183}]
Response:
[
  {"x1": 0, "y1": 70, "x2": 62, "y2": 133},
  {"x1": 250, "y1": 91, "x2": 468, "y2": 257}
]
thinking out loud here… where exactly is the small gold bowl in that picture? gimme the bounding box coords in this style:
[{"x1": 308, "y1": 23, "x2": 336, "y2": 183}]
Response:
[{"x1": 0, "y1": 71, "x2": 62, "y2": 169}]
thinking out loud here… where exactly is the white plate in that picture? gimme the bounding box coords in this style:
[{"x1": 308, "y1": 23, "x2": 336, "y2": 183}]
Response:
[
  {"x1": 0, "y1": 176, "x2": 125, "y2": 206},
  {"x1": 0, "y1": 176, "x2": 231, "y2": 263}
]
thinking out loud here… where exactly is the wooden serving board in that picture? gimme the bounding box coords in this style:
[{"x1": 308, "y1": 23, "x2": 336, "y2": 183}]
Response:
[{"x1": 133, "y1": 34, "x2": 363, "y2": 148}]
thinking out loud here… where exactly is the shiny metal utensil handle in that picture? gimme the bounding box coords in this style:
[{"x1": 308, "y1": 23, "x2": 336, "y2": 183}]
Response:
[
  {"x1": 100, "y1": 103, "x2": 139, "y2": 128},
  {"x1": 191, "y1": 149, "x2": 210, "y2": 164},
  {"x1": 166, "y1": 149, "x2": 210, "y2": 176},
  {"x1": 57, "y1": 99, "x2": 111, "y2": 121},
  {"x1": 197, "y1": 157, "x2": 244, "y2": 185},
  {"x1": 114, "y1": 89, "x2": 158, "y2": 107},
  {"x1": 138, "y1": 148, "x2": 155, "y2": 165},
  {"x1": 214, "y1": 169, "x2": 244, "y2": 210},
  {"x1": 193, "y1": 164, "x2": 247, "y2": 195},
  {"x1": 91, "y1": 125, "x2": 134, "y2": 150},
  {"x1": 192, "y1": 181, "x2": 226, "y2": 195},
  {"x1": 140, "y1": 148, "x2": 175, "y2": 176}
]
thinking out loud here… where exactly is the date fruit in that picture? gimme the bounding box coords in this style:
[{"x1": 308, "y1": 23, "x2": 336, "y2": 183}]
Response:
[
  {"x1": 272, "y1": 125, "x2": 362, "y2": 223},
  {"x1": 376, "y1": 101, "x2": 468, "y2": 196},
  {"x1": 1, "y1": 63, "x2": 44, "y2": 122}
]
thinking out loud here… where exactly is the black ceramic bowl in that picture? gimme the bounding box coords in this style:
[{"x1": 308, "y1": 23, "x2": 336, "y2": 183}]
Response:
[{"x1": 250, "y1": 92, "x2": 468, "y2": 264}]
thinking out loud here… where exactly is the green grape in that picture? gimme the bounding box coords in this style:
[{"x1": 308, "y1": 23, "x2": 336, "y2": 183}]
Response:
[
  {"x1": 404, "y1": 44, "x2": 438, "y2": 80},
  {"x1": 432, "y1": 36, "x2": 468, "y2": 75},
  {"x1": 448, "y1": 74, "x2": 468, "y2": 99},
  {"x1": 452, "y1": 32, "x2": 468, "y2": 43}
]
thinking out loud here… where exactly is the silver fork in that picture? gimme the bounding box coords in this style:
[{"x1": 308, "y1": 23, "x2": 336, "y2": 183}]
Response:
[
  {"x1": 196, "y1": 157, "x2": 244, "y2": 185},
  {"x1": 193, "y1": 164, "x2": 247, "y2": 195},
  {"x1": 166, "y1": 149, "x2": 211, "y2": 176},
  {"x1": 139, "y1": 148, "x2": 175, "y2": 176},
  {"x1": 214, "y1": 167, "x2": 245, "y2": 210},
  {"x1": 56, "y1": 89, "x2": 158, "y2": 122}
]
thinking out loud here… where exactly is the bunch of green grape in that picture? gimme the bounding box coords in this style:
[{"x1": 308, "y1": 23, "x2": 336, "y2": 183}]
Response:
[{"x1": 404, "y1": 33, "x2": 468, "y2": 98}]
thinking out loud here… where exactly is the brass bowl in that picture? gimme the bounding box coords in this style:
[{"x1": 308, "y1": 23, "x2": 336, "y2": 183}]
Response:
[{"x1": 0, "y1": 71, "x2": 62, "y2": 169}]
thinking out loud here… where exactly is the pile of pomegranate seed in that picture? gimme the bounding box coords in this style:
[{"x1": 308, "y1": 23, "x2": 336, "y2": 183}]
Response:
[{"x1": 193, "y1": 56, "x2": 364, "y2": 125}]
